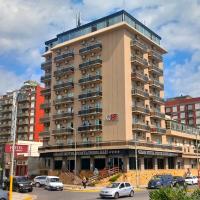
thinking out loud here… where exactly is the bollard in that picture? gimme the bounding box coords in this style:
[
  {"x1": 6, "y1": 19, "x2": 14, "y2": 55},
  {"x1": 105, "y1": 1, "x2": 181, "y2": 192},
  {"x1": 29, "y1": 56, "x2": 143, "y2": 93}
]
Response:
[{"x1": 23, "y1": 196, "x2": 32, "y2": 200}]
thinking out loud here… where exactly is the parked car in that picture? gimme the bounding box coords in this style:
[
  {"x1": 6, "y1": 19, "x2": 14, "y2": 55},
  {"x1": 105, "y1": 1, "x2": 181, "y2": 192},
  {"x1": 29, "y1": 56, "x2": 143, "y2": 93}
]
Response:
[
  {"x1": 0, "y1": 189, "x2": 8, "y2": 200},
  {"x1": 148, "y1": 174, "x2": 174, "y2": 189},
  {"x1": 33, "y1": 176, "x2": 47, "y2": 187},
  {"x1": 4, "y1": 176, "x2": 33, "y2": 193},
  {"x1": 44, "y1": 176, "x2": 63, "y2": 191},
  {"x1": 99, "y1": 182, "x2": 134, "y2": 199},
  {"x1": 173, "y1": 176, "x2": 186, "y2": 187},
  {"x1": 185, "y1": 176, "x2": 198, "y2": 185}
]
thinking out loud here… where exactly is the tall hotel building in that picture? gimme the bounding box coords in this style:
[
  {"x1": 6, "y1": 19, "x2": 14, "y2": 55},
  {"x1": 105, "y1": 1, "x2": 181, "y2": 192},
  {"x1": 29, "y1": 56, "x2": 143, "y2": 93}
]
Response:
[{"x1": 39, "y1": 10, "x2": 200, "y2": 175}]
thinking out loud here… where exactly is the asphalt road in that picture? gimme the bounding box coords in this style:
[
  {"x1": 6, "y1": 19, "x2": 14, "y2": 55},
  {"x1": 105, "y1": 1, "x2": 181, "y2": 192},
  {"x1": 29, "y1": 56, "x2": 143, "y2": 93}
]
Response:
[{"x1": 32, "y1": 188, "x2": 149, "y2": 200}]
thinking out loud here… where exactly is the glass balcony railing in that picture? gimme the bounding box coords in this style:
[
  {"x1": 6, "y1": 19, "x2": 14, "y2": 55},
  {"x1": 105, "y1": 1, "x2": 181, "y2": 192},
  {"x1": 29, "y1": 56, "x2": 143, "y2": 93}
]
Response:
[
  {"x1": 148, "y1": 50, "x2": 162, "y2": 61},
  {"x1": 53, "y1": 112, "x2": 73, "y2": 119},
  {"x1": 149, "y1": 79, "x2": 164, "y2": 89},
  {"x1": 40, "y1": 115, "x2": 50, "y2": 123},
  {"x1": 78, "y1": 91, "x2": 102, "y2": 100},
  {"x1": 79, "y1": 59, "x2": 102, "y2": 70},
  {"x1": 131, "y1": 55, "x2": 148, "y2": 68},
  {"x1": 149, "y1": 64, "x2": 163, "y2": 75},
  {"x1": 41, "y1": 74, "x2": 51, "y2": 83},
  {"x1": 130, "y1": 39, "x2": 147, "y2": 52},
  {"x1": 18, "y1": 120, "x2": 29, "y2": 125},
  {"x1": 54, "y1": 96, "x2": 74, "y2": 105},
  {"x1": 52, "y1": 128, "x2": 73, "y2": 135},
  {"x1": 54, "y1": 52, "x2": 74, "y2": 62},
  {"x1": 151, "y1": 127, "x2": 166, "y2": 134},
  {"x1": 132, "y1": 123, "x2": 150, "y2": 131},
  {"x1": 17, "y1": 112, "x2": 29, "y2": 117},
  {"x1": 150, "y1": 111, "x2": 165, "y2": 119},
  {"x1": 54, "y1": 66, "x2": 74, "y2": 76},
  {"x1": 40, "y1": 130, "x2": 50, "y2": 137},
  {"x1": 40, "y1": 101, "x2": 51, "y2": 109},
  {"x1": 54, "y1": 82, "x2": 74, "y2": 90},
  {"x1": 79, "y1": 43, "x2": 102, "y2": 55},
  {"x1": 132, "y1": 89, "x2": 149, "y2": 99},
  {"x1": 41, "y1": 87, "x2": 51, "y2": 95},
  {"x1": 78, "y1": 124, "x2": 102, "y2": 132},
  {"x1": 78, "y1": 108, "x2": 102, "y2": 116},
  {"x1": 150, "y1": 94, "x2": 164, "y2": 104},
  {"x1": 41, "y1": 60, "x2": 52, "y2": 70},
  {"x1": 79, "y1": 75, "x2": 102, "y2": 84},
  {"x1": 132, "y1": 106, "x2": 150, "y2": 115},
  {"x1": 131, "y1": 71, "x2": 149, "y2": 83}
]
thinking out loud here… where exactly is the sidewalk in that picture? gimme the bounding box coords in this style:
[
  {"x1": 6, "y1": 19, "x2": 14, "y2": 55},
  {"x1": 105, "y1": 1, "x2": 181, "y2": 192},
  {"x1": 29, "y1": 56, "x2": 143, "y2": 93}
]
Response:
[
  {"x1": 64, "y1": 184, "x2": 147, "y2": 193},
  {"x1": 13, "y1": 192, "x2": 37, "y2": 200}
]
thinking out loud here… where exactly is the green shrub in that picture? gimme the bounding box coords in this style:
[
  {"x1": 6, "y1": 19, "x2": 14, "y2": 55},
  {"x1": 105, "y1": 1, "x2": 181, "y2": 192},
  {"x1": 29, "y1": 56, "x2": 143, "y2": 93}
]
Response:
[
  {"x1": 109, "y1": 173, "x2": 122, "y2": 183},
  {"x1": 191, "y1": 189, "x2": 200, "y2": 200}
]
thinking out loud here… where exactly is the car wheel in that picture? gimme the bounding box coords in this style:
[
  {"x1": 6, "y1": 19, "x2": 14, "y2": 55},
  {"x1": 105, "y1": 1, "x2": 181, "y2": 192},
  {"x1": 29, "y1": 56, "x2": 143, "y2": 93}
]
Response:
[
  {"x1": 129, "y1": 190, "x2": 134, "y2": 197},
  {"x1": 114, "y1": 192, "x2": 119, "y2": 199},
  {"x1": 29, "y1": 188, "x2": 33, "y2": 192},
  {"x1": 35, "y1": 182, "x2": 41, "y2": 187}
]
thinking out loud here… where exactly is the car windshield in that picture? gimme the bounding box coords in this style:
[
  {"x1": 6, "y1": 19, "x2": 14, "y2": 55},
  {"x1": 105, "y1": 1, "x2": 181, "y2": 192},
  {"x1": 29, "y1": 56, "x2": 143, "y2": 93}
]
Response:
[
  {"x1": 185, "y1": 177, "x2": 192, "y2": 179},
  {"x1": 107, "y1": 183, "x2": 120, "y2": 188},
  {"x1": 50, "y1": 178, "x2": 59, "y2": 182},
  {"x1": 152, "y1": 176, "x2": 161, "y2": 181},
  {"x1": 16, "y1": 177, "x2": 29, "y2": 182}
]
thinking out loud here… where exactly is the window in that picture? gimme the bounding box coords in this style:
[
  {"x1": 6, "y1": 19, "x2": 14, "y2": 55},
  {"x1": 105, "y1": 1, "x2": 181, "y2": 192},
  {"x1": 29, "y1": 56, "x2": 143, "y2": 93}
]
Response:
[
  {"x1": 144, "y1": 158, "x2": 153, "y2": 169},
  {"x1": 195, "y1": 103, "x2": 200, "y2": 110},
  {"x1": 196, "y1": 111, "x2": 200, "y2": 117},
  {"x1": 125, "y1": 183, "x2": 131, "y2": 187},
  {"x1": 189, "y1": 119, "x2": 194, "y2": 125},
  {"x1": 180, "y1": 105, "x2": 185, "y2": 111},
  {"x1": 166, "y1": 107, "x2": 171, "y2": 113},
  {"x1": 180, "y1": 113, "x2": 185, "y2": 119},
  {"x1": 119, "y1": 183, "x2": 125, "y2": 189},
  {"x1": 188, "y1": 105, "x2": 193, "y2": 110},
  {"x1": 181, "y1": 120, "x2": 185, "y2": 124},
  {"x1": 172, "y1": 106, "x2": 177, "y2": 112},
  {"x1": 196, "y1": 118, "x2": 200, "y2": 125},
  {"x1": 172, "y1": 115, "x2": 178, "y2": 120},
  {"x1": 96, "y1": 136, "x2": 102, "y2": 143}
]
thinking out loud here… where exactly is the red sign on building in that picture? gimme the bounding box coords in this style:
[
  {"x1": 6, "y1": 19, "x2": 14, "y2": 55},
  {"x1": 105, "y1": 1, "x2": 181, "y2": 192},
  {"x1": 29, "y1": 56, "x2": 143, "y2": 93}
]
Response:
[{"x1": 5, "y1": 144, "x2": 28, "y2": 153}]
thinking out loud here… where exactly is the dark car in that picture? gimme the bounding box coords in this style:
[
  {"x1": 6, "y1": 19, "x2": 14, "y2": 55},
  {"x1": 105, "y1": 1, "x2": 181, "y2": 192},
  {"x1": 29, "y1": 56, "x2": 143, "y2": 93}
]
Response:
[
  {"x1": 148, "y1": 174, "x2": 174, "y2": 189},
  {"x1": 5, "y1": 176, "x2": 33, "y2": 193},
  {"x1": 173, "y1": 176, "x2": 186, "y2": 187}
]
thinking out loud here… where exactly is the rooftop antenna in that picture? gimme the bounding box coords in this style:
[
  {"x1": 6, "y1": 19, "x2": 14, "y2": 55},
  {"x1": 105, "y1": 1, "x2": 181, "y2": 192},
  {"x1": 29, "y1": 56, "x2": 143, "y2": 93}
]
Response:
[{"x1": 76, "y1": 12, "x2": 81, "y2": 27}]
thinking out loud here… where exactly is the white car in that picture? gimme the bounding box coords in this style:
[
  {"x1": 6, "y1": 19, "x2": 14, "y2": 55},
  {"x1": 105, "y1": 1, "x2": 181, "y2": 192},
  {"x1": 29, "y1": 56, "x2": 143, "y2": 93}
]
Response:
[
  {"x1": 33, "y1": 176, "x2": 47, "y2": 187},
  {"x1": 185, "y1": 176, "x2": 198, "y2": 185},
  {"x1": 100, "y1": 182, "x2": 134, "y2": 199},
  {"x1": 45, "y1": 176, "x2": 64, "y2": 191}
]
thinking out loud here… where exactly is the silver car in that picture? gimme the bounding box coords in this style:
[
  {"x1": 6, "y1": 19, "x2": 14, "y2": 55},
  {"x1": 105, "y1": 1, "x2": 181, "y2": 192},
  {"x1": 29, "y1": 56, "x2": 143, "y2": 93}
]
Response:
[
  {"x1": 33, "y1": 176, "x2": 47, "y2": 187},
  {"x1": 100, "y1": 182, "x2": 134, "y2": 199},
  {"x1": 0, "y1": 189, "x2": 8, "y2": 200}
]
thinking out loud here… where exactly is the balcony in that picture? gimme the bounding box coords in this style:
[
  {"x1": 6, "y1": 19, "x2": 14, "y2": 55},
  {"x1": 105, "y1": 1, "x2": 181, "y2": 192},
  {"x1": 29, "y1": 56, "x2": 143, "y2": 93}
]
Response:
[
  {"x1": 18, "y1": 97, "x2": 29, "y2": 102},
  {"x1": 40, "y1": 115, "x2": 50, "y2": 123},
  {"x1": 54, "y1": 96, "x2": 74, "y2": 105},
  {"x1": 41, "y1": 60, "x2": 52, "y2": 70},
  {"x1": 17, "y1": 112, "x2": 29, "y2": 117},
  {"x1": 78, "y1": 125, "x2": 102, "y2": 133},
  {"x1": 79, "y1": 43, "x2": 102, "y2": 55},
  {"x1": 18, "y1": 120, "x2": 29, "y2": 125},
  {"x1": 41, "y1": 74, "x2": 51, "y2": 83},
  {"x1": 132, "y1": 89, "x2": 149, "y2": 99},
  {"x1": 150, "y1": 94, "x2": 164, "y2": 104},
  {"x1": 150, "y1": 111, "x2": 165, "y2": 119},
  {"x1": 132, "y1": 106, "x2": 150, "y2": 115},
  {"x1": 1, "y1": 107, "x2": 12, "y2": 113},
  {"x1": 54, "y1": 66, "x2": 74, "y2": 76},
  {"x1": 149, "y1": 79, "x2": 164, "y2": 89},
  {"x1": 18, "y1": 104, "x2": 29, "y2": 110},
  {"x1": 0, "y1": 115, "x2": 12, "y2": 121},
  {"x1": 79, "y1": 75, "x2": 102, "y2": 85},
  {"x1": 1, "y1": 101, "x2": 13, "y2": 106},
  {"x1": 149, "y1": 64, "x2": 163, "y2": 76},
  {"x1": 52, "y1": 128, "x2": 73, "y2": 135},
  {"x1": 40, "y1": 101, "x2": 51, "y2": 109},
  {"x1": 151, "y1": 127, "x2": 166, "y2": 134},
  {"x1": 78, "y1": 108, "x2": 102, "y2": 116},
  {"x1": 130, "y1": 39, "x2": 147, "y2": 52},
  {"x1": 40, "y1": 130, "x2": 50, "y2": 137},
  {"x1": 17, "y1": 128, "x2": 29, "y2": 134},
  {"x1": 54, "y1": 52, "x2": 74, "y2": 63},
  {"x1": 78, "y1": 91, "x2": 102, "y2": 100},
  {"x1": 41, "y1": 87, "x2": 51, "y2": 95},
  {"x1": 54, "y1": 81, "x2": 74, "y2": 91},
  {"x1": 79, "y1": 59, "x2": 102, "y2": 70},
  {"x1": 0, "y1": 132, "x2": 11, "y2": 136},
  {"x1": 148, "y1": 50, "x2": 162, "y2": 61},
  {"x1": 53, "y1": 112, "x2": 73, "y2": 120},
  {"x1": 131, "y1": 55, "x2": 148, "y2": 68},
  {"x1": 132, "y1": 123, "x2": 150, "y2": 132},
  {"x1": 131, "y1": 71, "x2": 149, "y2": 83},
  {"x1": 0, "y1": 123, "x2": 11, "y2": 128}
]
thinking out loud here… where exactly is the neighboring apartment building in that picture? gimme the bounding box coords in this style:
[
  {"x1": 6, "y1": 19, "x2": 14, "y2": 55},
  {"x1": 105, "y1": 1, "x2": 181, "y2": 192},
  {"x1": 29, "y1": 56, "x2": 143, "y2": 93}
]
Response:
[
  {"x1": 165, "y1": 95, "x2": 200, "y2": 128},
  {"x1": 0, "y1": 80, "x2": 44, "y2": 143},
  {"x1": 39, "y1": 10, "x2": 200, "y2": 175}
]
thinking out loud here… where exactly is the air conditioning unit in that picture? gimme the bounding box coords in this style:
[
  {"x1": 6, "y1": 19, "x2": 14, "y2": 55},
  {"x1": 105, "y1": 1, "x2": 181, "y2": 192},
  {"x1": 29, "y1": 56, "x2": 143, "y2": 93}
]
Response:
[{"x1": 64, "y1": 89, "x2": 68, "y2": 93}]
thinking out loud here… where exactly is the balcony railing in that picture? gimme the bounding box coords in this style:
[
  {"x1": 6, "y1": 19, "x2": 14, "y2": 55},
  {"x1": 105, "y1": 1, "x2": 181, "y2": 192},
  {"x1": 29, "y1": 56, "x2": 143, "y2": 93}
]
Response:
[
  {"x1": 79, "y1": 59, "x2": 102, "y2": 70},
  {"x1": 0, "y1": 115, "x2": 12, "y2": 120},
  {"x1": 0, "y1": 123, "x2": 11, "y2": 128},
  {"x1": 54, "y1": 82, "x2": 74, "y2": 90},
  {"x1": 150, "y1": 111, "x2": 165, "y2": 119},
  {"x1": 131, "y1": 55, "x2": 148, "y2": 68},
  {"x1": 148, "y1": 50, "x2": 162, "y2": 61},
  {"x1": 1, "y1": 107, "x2": 12, "y2": 113},
  {"x1": 78, "y1": 125, "x2": 102, "y2": 132},
  {"x1": 17, "y1": 113, "x2": 29, "y2": 117},
  {"x1": 54, "y1": 96, "x2": 74, "y2": 105},
  {"x1": 40, "y1": 115, "x2": 50, "y2": 123},
  {"x1": 78, "y1": 91, "x2": 102, "y2": 100},
  {"x1": 18, "y1": 97, "x2": 29, "y2": 102},
  {"x1": 40, "y1": 130, "x2": 50, "y2": 137},
  {"x1": 132, "y1": 106, "x2": 150, "y2": 115},
  {"x1": 149, "y1": 80, "x2": 164, "y2": 89},
  {"x1": 150, "y1": 94, "x2": 164, "y2": 104},
  {"x1": 18, "y1": 120, "x2": 29, "y2": 125},
  {"x1": 17, "y1": 128, "x2": 29, "y2": 133},
  {"x1": 131, "y1": 71, "x2": 149, "y2": 83},
  {"x1": 149, "y1": 64, "x2": 163, "y2": 75},
  {"x1": 130, "y1": 39, "x2": 147, "y2": 52},
  {"x1": 79, "y1": 43, "x2": 102, "y2": 55},
  {"x1": 132, "y1": 89, "x2": 149, "y2": 99},
  {"x1": 79, "y1": 75, "x2": 102, "y2": 84},
  {"x1": 41, "y1": 60, "x2": 52, "y2": 70},
  {"x1": 52, "y1": 128, "x2": 73, "y2": 135},
  {"x1": 40, "y1": 102, "x2": 51, "y2": 109},
  {"x1": 78, "y1": 108, "x2": 102, "y2": 116},
  {"x1": 41, "y1": 74, "x2": 51, "y2": 83},
  {"x1": 132, "y1": 124, "x2": 150, "y2": 131},
  {"x1": 54, "y1": 52, "x2": 74, "y2": 62},
  {"x1": 53, "y1": 112, "x2": 73, "y2": 119},
  {"x1": 54, "y1": 66, "x2": 74, "y2": 76},
  {"x1": 41, "y1": 87, "x2": 51, "y2": 95},
  {"x1": 151, "y1": 127, "x2": 166, "y2": 134},
  {"x1": 18, "y1": 104, "x2": 29, "y2": 109}
]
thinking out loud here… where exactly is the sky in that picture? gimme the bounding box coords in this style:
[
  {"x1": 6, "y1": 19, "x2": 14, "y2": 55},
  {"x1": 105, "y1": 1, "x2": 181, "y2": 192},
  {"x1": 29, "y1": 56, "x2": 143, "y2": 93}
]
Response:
[{"x1": 0, "y1": 0, "x2": 200, "y2": 98}]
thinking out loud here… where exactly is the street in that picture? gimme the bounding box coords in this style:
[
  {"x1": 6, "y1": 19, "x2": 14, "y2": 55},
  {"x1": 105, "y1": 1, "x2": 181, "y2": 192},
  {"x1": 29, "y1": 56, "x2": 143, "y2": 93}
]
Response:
[{"x1": 32, "y1": 188, "x2": 149, "y2": 200}]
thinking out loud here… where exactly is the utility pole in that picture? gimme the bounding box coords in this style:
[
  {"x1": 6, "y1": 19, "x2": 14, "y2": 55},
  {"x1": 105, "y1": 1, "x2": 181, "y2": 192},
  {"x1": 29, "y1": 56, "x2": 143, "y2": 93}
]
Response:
[{"x1": 9, "y1": 91, "x2": 18, "y2": 200}]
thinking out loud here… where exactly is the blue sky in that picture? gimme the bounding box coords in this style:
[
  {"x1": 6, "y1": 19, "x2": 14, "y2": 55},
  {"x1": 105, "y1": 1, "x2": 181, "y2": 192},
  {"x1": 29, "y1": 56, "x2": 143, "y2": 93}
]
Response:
[{"x1": 0, "y1": 0, "x2": 200, "y2": 98}]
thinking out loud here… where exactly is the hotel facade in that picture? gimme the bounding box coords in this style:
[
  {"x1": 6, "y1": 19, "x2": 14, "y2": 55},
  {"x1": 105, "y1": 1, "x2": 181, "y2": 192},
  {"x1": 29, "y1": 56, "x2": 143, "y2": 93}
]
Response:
[{"x1": 39, "y1": 10, "x2": 200, "y2": 175}]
